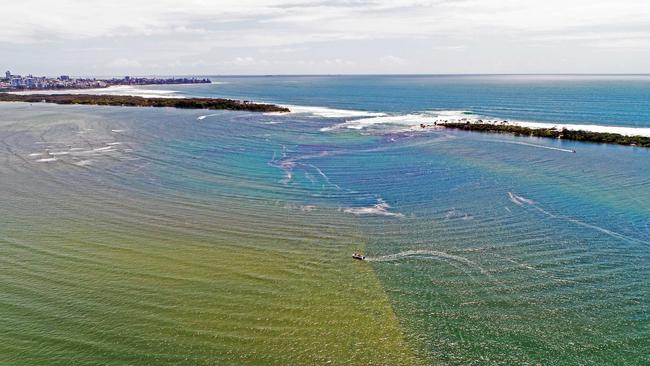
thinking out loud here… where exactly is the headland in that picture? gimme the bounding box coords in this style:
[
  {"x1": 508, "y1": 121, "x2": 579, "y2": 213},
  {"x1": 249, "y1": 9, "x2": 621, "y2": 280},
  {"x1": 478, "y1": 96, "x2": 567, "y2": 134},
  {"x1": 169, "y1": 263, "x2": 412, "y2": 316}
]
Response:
[{"x1": 0, "y1": 93, "x2": 290, "y2": 113}]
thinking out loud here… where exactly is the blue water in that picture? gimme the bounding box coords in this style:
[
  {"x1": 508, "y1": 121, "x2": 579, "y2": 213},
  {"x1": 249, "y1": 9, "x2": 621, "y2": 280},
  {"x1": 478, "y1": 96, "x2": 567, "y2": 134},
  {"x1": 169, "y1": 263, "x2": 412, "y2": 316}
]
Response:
[
  {"x1": 169, "y1": 74, "x2": 650, "y2": 127},
  {"x1": 143, "y1": 75, "x2": 650, "y2": 363},
  {"x1": 3, "y1": 75, "x2": 650, "y2": 365}
]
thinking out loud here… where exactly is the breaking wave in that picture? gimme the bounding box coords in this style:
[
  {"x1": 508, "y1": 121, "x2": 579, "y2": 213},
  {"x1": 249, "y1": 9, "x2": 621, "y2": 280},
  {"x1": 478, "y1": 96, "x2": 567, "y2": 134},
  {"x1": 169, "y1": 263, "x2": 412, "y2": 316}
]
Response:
[
  {"x1": 316, "y1": 108, "x2": 650, "y2": 137},
  {"x1": 321, "y1": 110, "x2": 472, "y2": 132},
  {"x1": 269, "y1": 105, "x2": 386, "y2": 118}
]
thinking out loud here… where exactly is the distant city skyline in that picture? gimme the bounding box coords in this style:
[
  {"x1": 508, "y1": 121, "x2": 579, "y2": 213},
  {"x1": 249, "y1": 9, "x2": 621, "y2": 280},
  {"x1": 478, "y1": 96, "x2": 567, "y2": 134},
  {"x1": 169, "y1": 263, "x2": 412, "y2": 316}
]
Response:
[{"x1": 2, "y1": 0, "x2": 650, "y2": 75}]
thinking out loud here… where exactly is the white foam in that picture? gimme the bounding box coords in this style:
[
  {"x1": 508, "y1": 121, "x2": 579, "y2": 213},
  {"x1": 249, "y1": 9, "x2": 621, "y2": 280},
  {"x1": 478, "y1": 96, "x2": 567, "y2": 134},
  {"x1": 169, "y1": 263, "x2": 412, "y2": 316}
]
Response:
[
  {"x1": 72, "y1": 146, "x2": 117, "y2": 156},
  {"x1": 111, "y1": 129, "x2": 126, "y2": 133},
  {"x1": 317, "y1": 109, "x2": 650, "y2": 137},
  {"x1": 36, "y1": 157, "x2": 57, "y2": 163},
  {"x1": 321, "y1": 110, "x2": 471, "y2": 132},
  {"x1": 28, "y1": 153, "x2": 43, "y2": 157},
  {"x1": 74, "y1": 159, "x2": 93, "y2": 166},
  {"x1": 92, "y1": 146, "x2": 114, "y2": 152},
  {"x1": 270, "y1": 105, "x2": 386, "y2": 118},
  {"x1": 283, "y1": 203, "x2": 317, "y2": 212},
  {"x1": 341, "y1": 199, "x2": 404, "y2": 218}
]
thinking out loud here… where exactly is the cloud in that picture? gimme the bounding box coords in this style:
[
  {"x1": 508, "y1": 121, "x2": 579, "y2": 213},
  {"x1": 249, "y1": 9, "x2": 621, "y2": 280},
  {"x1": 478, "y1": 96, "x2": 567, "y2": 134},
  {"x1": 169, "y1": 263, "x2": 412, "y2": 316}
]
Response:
[
  {"x1": 3, "y1": 0, "x2": 649, "y2": 44},
  {"x1": 107, "y1": 58, "x2": 142, "y2": 69},
  {"x1": 380, "y1": 55, "x2": 408, "y2": 65},
  {"x1": 2, "y1": 1, "x2": 650, "y2": 74},
  {"x1": 231, "y1": 57, "x2": 257, "y2": 66}
]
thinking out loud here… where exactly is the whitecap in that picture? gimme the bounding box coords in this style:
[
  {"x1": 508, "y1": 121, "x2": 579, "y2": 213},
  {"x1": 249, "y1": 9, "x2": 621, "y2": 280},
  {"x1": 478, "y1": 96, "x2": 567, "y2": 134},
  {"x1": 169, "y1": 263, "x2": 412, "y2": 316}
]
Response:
[
  {"x1": 36, "y1": 157, "x2": 57, "y2": 163},
  {"x1": 91, "y1": 146, "x2": 115, "y2": 152},
  {"x1": 341, "y1": 199, "x2": 404, "y2": 218},
  {"x1": 74, "y1": 160, "x2": 93, "y2": 166}
]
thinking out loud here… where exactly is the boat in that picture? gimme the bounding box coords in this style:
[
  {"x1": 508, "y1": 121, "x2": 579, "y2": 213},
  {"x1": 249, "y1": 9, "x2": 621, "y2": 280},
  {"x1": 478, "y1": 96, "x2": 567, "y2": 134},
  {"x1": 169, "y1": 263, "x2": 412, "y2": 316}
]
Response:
[{"x1": 352, "y1": 253, "x2": 366, "y2": 260}]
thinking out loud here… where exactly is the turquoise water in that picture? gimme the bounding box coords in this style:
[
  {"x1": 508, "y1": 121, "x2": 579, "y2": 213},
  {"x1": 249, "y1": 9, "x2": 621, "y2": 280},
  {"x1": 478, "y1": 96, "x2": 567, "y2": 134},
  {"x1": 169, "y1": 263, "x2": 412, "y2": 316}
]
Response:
[{"x1": 2, "y1": 76, "x2": 650, "y2": 364}]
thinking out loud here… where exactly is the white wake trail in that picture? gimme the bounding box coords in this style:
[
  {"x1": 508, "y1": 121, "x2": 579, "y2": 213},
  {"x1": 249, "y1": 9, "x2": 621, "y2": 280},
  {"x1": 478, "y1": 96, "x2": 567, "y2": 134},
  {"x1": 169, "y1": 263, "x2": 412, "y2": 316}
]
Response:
[
  {"x1": 508, "y1": 192, "x2": 650, "y2": 246},
  {"x1": 366, "y1": 249, "x2": 487, "y2": 274},
  {"x1": 501, "y1": 141, "x2": 576, "y2": 153}
]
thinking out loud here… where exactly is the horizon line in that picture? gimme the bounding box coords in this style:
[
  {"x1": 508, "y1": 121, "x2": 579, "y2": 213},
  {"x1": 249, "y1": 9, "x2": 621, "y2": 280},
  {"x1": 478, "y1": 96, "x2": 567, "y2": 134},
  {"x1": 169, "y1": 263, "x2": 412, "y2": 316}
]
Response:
[{"x1": 8, "y1": 72, "x2": 650, "y2": 78}]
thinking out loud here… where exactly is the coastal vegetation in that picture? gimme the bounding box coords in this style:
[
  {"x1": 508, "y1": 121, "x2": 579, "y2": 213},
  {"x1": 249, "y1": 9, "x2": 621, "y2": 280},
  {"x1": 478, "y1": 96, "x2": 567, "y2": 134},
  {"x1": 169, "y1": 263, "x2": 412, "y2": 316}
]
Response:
[
  {"x1": 437, "y1": 122, "x2": 650, "y2": 148},
  {"x1": 0, "y1": 93, "x2": 290, "y2": 113}
]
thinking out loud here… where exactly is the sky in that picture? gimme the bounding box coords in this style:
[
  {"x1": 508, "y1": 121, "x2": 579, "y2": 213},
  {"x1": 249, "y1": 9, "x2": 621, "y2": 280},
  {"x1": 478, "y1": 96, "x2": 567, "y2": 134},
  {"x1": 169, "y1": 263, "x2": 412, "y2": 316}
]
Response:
[{"x1": 1, "y1": 0, "x2": 650, "y2": 76}]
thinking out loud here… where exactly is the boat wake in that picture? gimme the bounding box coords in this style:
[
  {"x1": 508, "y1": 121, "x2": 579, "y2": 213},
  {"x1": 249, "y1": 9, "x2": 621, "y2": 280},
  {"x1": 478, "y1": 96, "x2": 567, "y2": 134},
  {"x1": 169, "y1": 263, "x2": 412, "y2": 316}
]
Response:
[
  {"x1": 507, "y1": 192, "x2": 535, "y2": 206},
  {"x1": 498, "y1": 141, "x2": 576, "y2": 153},
  {"x1": 367, "y1": 249, "x2": 476, "y2": 265},
  {"x1": 508, "y1": 192, "x2": 650, "y2": 246},
  {"x1": 366, "y1": 249, "x2": 488, "y2": 281}
]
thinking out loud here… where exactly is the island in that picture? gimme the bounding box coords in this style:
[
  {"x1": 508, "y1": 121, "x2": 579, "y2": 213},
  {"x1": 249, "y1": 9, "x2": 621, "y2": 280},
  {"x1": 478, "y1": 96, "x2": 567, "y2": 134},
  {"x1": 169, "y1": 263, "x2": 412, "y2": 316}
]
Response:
[
  {"x1": 435, "y1": 122, "x2": 650, "y2": 148},
  {"x1": 0, "y1": 93, "x2": 290, "y2": 113}
]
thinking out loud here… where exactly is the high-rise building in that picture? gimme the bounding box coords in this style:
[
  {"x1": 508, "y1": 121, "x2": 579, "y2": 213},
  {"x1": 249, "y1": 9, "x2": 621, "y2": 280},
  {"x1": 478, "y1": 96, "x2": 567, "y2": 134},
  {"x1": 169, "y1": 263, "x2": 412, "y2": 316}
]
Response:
[{"x1": 5, "y1": 71, "x2": 10, "y2": 79}]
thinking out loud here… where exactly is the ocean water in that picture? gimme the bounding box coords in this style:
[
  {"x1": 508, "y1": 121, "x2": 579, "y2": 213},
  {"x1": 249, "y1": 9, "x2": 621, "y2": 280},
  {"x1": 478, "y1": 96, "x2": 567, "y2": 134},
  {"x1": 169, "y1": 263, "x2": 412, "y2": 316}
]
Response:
[{"x1": 1, "y1": 75, "x2": 649, "y2": 365}]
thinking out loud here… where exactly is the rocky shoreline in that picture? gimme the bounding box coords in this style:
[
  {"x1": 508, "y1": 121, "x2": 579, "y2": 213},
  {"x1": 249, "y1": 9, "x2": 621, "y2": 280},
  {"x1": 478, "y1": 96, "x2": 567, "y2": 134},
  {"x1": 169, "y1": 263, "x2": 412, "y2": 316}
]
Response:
[
  {"x1": 0, "y1": 93, "x2": 290, "y2": 113},
  {"x1": 432, "y1": 122, "x2": 650, "y2": 148}
]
